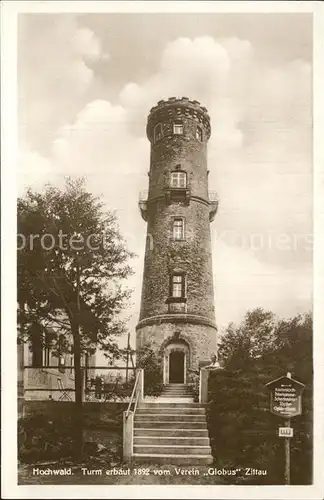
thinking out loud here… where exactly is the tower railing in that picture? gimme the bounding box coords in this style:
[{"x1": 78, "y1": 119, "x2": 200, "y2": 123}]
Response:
[
  {"x1": 208, "y1": 192, "x2": 219, "y2": 221},
  {"x1": 138, "y1": 189, "x2": 218, "y2": 221},
  {"x1": 208, "y1": 191, "x2": 218, "y2": 202},
  {"x1": 139, "y1": 190, "x2": 218, "y2": 202},
  {"x1": 139, "y1": 190, "x2": 148, "y2": 202},
  {"x1": 138, "y1": 192, "x2": 148, "y2": 221}
]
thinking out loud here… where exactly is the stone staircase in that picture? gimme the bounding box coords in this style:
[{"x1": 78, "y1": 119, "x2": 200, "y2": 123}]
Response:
[
  {"x1": 159, "y1": 383, "x2": 192, "y2": 399},
  {"x1": 133, "y1": 384, "x2": 213, "y2": 465}
]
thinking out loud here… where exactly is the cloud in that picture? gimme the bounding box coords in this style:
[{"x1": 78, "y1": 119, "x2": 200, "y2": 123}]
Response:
[
  {"x1": 18, "y1": 15, "x2": 108, "y2": 152},
  {"x1": 18, "y1": 148, "x2": 56, "y2": 194},
  {"x1": 213, "y1": 240, "x2": 312, "y2": 331},
  {"x1": 18, "y1": 32, "x2": 312, "y2": 327},
  {"x1": 50, "y1": 99, "x2": 149, "y2": 259},
  {"x1": 52, "y1": 99, "x2": 149, "y2": 184},
  {"x1": 71, "y1": 27, "x2": 107, "y2": 62}
]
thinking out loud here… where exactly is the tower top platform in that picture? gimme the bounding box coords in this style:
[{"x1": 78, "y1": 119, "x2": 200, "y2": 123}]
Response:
[{"x1": 146, "y1": 97, "x2": 211, "y2": 141}]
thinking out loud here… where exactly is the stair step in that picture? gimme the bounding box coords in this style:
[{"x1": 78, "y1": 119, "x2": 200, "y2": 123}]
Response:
[
  {"x1": 135, "y1": 414, "x2": 205, "y2": 422},
  {"x1": 139, "y1": 403, "x2": 202, "y2": 408},
  {"x1": 137, "y1": 407, "x2": 204, "y2": 414},
  {"x1": 132, "y1": 454, "x2": 213, "y2": 465},
  {"x1": 162, "y1": 390, "x2": 191, "y2": 395},
  {"x1": 163, "y1": 385, "x2": 191, "y2": 391},
  {"x1": 159, "y1": 395, "x2": 192, "y2": 398},
  {"x1": 159, "y1": 397, "x2": 193, "y2": 401},
  {"x1": 161, "y1": 393, "x2": 192, "y2": 396},
  {"x1": 163, "y1": 387, "x2": 191, "y2": 391},
  {"x1": 134, "y1": 436, "x2": 210, "y2": 446},
  {"x1": 134, "y1": 445, "x2": 211, "y2": 455},
  {"x1": 163, "y1": 386, "x2": 191, "y2": 389},
  {"x1": 163, "y1": 388, "x2": 191, "y2": 392},
  {"x1": 161, "y1": 390, "x2": 192, "y2": 393},
  {"x1": 159, "y1": 394, "x2": 193, "y2": 403},
  {"x1": 164, "y1": 383, "x2": 191, "y2": 389},
  {"x1": 164, "y1": 385, "x2": 190, "y2": 388},
  {"x1": 134, "y1": 420, "x2": 207, "y2": 429},
  {"x1": 134, "y1": 428, "x2": 209, "y2": 437}
]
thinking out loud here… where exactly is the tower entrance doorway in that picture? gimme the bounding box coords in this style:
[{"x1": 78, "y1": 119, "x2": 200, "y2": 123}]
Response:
[
  {"x1": 162, "y1": 338, "x2": 190, "y2": 385},
  {"x1": 169, "y1": 351, "x2": 185, "y2": 383}
]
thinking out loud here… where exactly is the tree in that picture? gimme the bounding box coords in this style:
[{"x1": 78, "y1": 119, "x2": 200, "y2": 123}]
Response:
[
  {"x1": 17, "y1": 177, "x2": 135, "y2": 456},
  {"x1": 208, "y1": 308, "x2": 312, "y2": 484},
  {"x1": 218, "y1": 308, "x2": 278, "y2": 370}
]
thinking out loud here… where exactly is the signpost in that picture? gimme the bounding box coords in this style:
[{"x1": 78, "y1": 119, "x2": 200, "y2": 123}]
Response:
[{"x1": 266, "y1": 372, "x2": 305, "y2": 485}]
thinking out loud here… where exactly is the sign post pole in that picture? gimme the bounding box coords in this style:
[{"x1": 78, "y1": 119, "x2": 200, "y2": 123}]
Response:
[
  {"x1": 284, "y1": 418, "x2": 291, "y2": 485},
  {"x1": 266, "y1": 372, "x2": 305, "y2": 486}
]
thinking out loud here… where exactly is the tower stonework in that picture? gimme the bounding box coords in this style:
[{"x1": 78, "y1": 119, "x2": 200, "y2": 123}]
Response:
[{"x1": 136, "y1": 97, "x2": 218, "y2": 384}]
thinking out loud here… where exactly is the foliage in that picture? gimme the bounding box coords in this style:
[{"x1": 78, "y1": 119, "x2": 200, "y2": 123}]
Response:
[
  {"x1": 17, "y1": 177, "x2": 135, "y2": 458},
  {"x1": 18, "y1": 414, "x2": 77, "y2": 462},
  {"x1": 18, "y1": 409, "x2": 124, "y2": 465},
  {"x1": 188, "y1": 370, "x2": 199, "y2": 402},
  {"x1": 17, "y1": 177, "x2": 135, "y2": 360},
  {"x1": 136, "y1": 344, "x2": 164, "y2": 396},
  {"x1": 217, "y1": 308, "x2": 278, "y2": 369},
  {"x1": 208, "y1": 309, "x2": 312, "y2": 485}
]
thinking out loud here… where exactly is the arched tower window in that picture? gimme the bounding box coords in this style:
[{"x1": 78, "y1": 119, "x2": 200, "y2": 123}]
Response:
[
  {"x1": 154, "y1": 123, "x2": 163, "y2": 143},
  {"x1": 170, "y1": 171, "x2": 187, "y2": 188},
  {"x1": 196, "y1": 125, "x2": 203, "y2": 142},
  {"x1": 173, "y1": 121, "x2": 183, "y2": 135}
]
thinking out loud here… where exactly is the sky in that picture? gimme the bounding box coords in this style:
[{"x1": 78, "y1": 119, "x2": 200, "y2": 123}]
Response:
[{"x1": 17, "y1": 12, "x2": 313, "y2": 348}]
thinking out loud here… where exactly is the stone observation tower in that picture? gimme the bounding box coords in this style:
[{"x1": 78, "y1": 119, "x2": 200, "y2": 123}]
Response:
[{"x1": 136, "y1": 97, "x2": 218, "y2": 385}]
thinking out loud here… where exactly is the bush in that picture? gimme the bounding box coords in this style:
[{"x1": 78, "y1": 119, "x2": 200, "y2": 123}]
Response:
[
  {"x1": 210, "y1": 309, "x2": 313, "y2": 484},
  {"x1": 188, "y1": 370, "x2": 199, "y2": 402},
  {"x1": 207, "y1": 368, "x2": 312, "y2": 485},
  {"x1": 18, "y1": 414, "x2": 76, "y2": 463},
  {"x1": 18, "y1": 408, "x2": 125, "y2": 465}
]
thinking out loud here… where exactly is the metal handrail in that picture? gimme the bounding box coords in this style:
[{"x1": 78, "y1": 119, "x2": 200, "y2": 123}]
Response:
[
  {"x1": 133, "y1": 385, "x2": 141, "y2": 414},
  {"x1": 125, "y1": 369, "x2": 140, "y2": 418}
]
